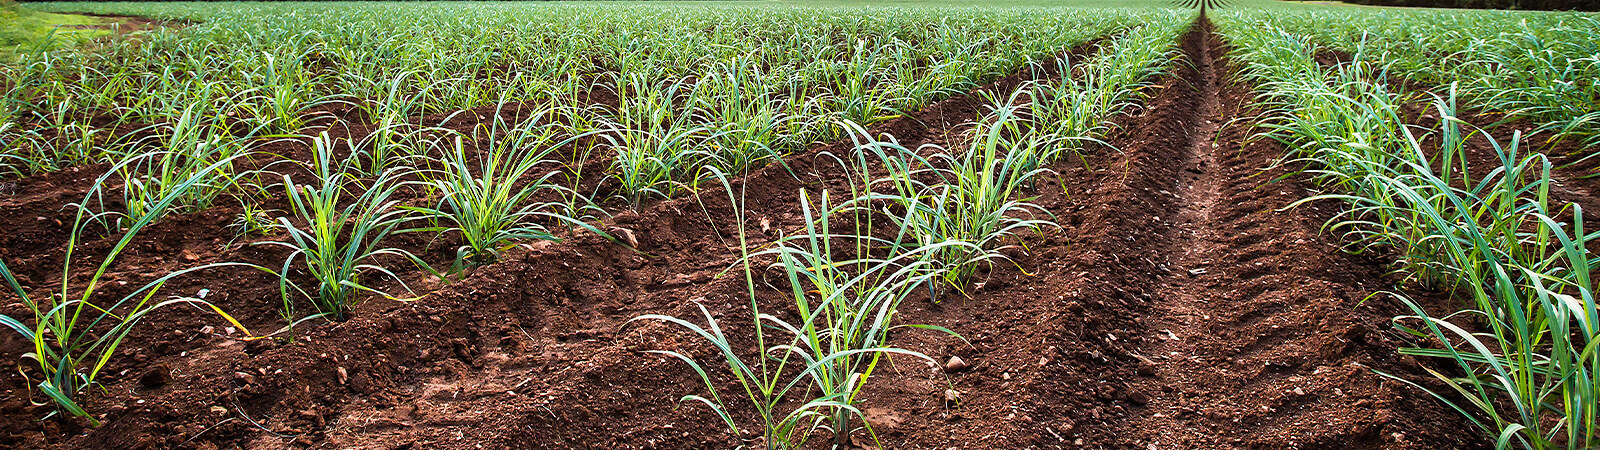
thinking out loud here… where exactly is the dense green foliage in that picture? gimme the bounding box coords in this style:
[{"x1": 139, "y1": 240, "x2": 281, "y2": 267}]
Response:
[
  {"x1": 1, "y1": 2, "x2": 1168, "y2": 187},
  {"x1": 1254, "y1": 9, "x2": 1600, "y2": 155},
  {"x1": 1343, "y1": 0, "x2": 1595, "y2": 12}
]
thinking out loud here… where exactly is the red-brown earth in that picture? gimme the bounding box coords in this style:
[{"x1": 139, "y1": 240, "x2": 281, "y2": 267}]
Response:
[{"x1": 3, "y1": 16, "x2": 1576, "y2": 449}]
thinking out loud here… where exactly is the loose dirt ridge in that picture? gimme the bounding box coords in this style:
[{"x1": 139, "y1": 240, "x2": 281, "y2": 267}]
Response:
[
  {"x1": 0, "y1": 16, "x2": 1531, "y2": 449},
  {"x1": 1070, "y1": 20, "x2": 1481, "y2": 448}
]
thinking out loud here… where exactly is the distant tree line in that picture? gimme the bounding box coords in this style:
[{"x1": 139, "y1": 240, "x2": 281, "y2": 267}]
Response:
[{"x1": 1340, "y1": 0, "x2": 1597, "y2": 11}]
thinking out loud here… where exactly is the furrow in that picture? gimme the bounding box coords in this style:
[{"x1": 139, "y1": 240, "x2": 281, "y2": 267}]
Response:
[{"x1": 1063, "y1": 18, "x2": 1481, "y2": 448}]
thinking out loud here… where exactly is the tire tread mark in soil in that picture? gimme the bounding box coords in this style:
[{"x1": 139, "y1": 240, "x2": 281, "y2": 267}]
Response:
[{"x1": 1084, "y1": 18, "x2": 1484, "y2": 448}]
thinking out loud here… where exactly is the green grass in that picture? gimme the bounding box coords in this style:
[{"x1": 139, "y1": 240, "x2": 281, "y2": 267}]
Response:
[
  {"x1": 262, "y1": 134, "x2": 435, "y2": 324},
  {"x1": 0, "y1": 1, "x2": 110, "y2": 56},
  {"x1": 29, "y1": 0, "x2": 1342, "y2": 17},
  {"x1": 1243, "y1": 8, "x2": 1600, "y2": 162}
]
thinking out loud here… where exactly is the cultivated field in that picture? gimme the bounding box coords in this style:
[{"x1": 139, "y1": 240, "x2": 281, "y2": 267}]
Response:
[{"x1": 0, "y1": 0, "x2": 1596, "y2": 448}]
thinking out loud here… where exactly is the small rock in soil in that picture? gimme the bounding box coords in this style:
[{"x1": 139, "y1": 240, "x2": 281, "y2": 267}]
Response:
[
  {"x1": 943, "y1": 356, "x2": 969, "y2": 373},
  {"x1": 1128, "y1": 391, "x2": 1150, "y2": 405},
  {"x1": 609, "y1": 227, "x2": 639, "y2": 248},
  {"x1": 1137, "y1": 363, "x2": 1157, "y2": 377},
  {"x1": 944, "y1": 389, "x2": 961, "y2": 408},
  {"x1": 138, "y1": 365, "x2": 170, "y2": 387}
]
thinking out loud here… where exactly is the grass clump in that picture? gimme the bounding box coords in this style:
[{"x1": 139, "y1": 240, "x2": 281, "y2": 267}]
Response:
[
  {"x1": 405, "y1": 106, "x2": 605, "y2": 273},
  {"x1": 261, "y1": 133, "x2": 433, "y2": 324},
  {"x1": 631, "y1": 171, "x2": 960, "y2": 449},
  {"x1": 842, "y1": 108, "x2": 1057, "y2": 294}
]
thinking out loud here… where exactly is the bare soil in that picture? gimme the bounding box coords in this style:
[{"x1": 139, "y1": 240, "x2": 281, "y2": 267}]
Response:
[{"x1": 0, "y1": 18, "x2": 1496, "y2": 449}]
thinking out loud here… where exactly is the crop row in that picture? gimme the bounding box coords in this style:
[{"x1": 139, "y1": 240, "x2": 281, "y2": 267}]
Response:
[
  {"x1": 2, "y1": 3, "x2": 1170, "y2": 186},
  {"x1": 1219, "y1": 13, "x2": 1599, "y2": 449},
  {"x1": 1248, "y1": 9, "x2": 1600, "y2": 152},
  {"x1": 0, "y1": 5, "x2": 1187, "y2": 439},
  {"x1": 631, "y1": 16, "x2": 1186, "y2": 448}
]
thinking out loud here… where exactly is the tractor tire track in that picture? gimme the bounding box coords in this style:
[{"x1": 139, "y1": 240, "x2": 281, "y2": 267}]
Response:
[{"x1": 1071, "y1": 19, "x2": 1482, "y2": 449}]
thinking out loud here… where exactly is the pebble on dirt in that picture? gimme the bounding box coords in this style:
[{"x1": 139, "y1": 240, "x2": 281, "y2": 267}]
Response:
[{"x1": 943, "y1": 355, "x2": 969, "y2": 373}]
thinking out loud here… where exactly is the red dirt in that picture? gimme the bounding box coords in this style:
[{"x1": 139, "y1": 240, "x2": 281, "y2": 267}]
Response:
[
  {"x1": 1088, "y1": 21, "x2": 1479, "y2": 448},
  {"x1": 0, "y1": 19, "x2": 1491, "y2": 449}
]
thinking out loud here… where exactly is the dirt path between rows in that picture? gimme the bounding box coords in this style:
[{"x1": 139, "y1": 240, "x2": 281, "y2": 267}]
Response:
[{"x1": 1090, "y1": 19, "x2": 1481, "y2": 448}]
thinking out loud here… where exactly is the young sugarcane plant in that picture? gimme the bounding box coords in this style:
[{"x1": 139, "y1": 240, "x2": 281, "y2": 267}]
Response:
[
  {"x1": 96, "y1": 104, "x2": 253, "y2": 231},
  {"x1": 691, "y1": 55, "x2": 791, "y2": 175},
  {"x1": 0, "y1": 159, "x2": 264, "y2": 426},
  {"x1": 260, "y1": 133, "x2": 435, "y2": 324},
  {"x1": 849, "y1": 107, "x2": 1059, "y2": 294},
  {"x1": 631, "y1": 170, "x2": 961, "y2": 449},
  {"x1": 231, "y1": 52, "x2": 348, "y2": 136},
  {"x1": 404, "y1": 109, "x2": 606, "y2": 274},
  {"x1": 350, "y1": 70, "x2": 428, "y2": 177},
  {"x1": 602, "y1": 74, "x2": 721, "y2": 209},
  {"x1": 0, "y1": 121, "x2": 37, "y2": 178},
  {"x1": 758, "y1": 190, "x2": 971, "y2": 448}
]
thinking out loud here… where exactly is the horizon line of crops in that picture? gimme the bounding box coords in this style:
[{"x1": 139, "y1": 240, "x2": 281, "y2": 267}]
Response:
[
  {"x1": 0, "y1": 2, "x2": 1168, "y2": 185},
  {"x1": 1220, "y1": 15, "x2": 1597, "y2": 449}
]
